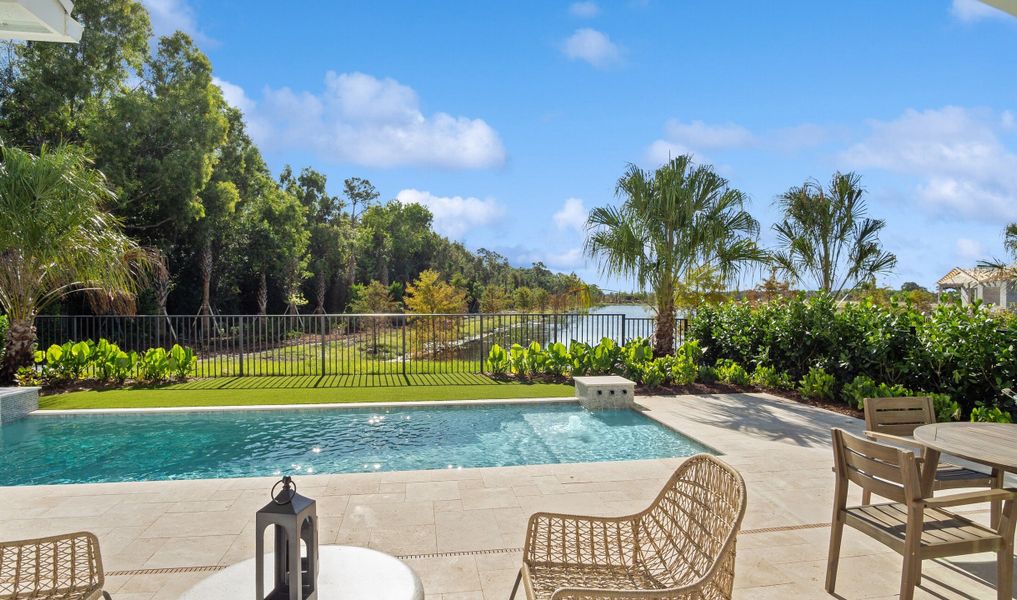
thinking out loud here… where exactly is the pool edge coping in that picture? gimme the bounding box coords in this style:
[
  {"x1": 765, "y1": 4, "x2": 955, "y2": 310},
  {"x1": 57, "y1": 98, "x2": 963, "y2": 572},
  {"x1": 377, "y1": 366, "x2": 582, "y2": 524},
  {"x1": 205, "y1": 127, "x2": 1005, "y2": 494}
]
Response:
[{"x1": 32, "y1": 395, "x2": 581, "y2": 416}]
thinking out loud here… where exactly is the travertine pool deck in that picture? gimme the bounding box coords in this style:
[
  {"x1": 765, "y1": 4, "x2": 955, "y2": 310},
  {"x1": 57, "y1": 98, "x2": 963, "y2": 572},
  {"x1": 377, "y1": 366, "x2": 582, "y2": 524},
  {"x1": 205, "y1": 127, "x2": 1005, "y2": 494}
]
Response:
[{"x1": 1, "y1": 392, "x2": 1013, "y2": 599}]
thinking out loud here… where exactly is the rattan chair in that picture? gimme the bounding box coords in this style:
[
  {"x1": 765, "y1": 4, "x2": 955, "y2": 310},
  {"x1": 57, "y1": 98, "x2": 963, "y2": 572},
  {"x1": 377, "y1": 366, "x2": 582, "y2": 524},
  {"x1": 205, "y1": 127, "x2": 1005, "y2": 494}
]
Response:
[
  {"x1": 827, "y1": 428, "x2": 1017, "y2": 600},
  {"x1": 510, "y1": 454, "x2": 747, "y2": 600},
  {"x1": 863, "y1": 396, "x2": 1004, "y2": 523},
  {"x1": 0, "y1": 532, "x2": 111, "y2": 600}
]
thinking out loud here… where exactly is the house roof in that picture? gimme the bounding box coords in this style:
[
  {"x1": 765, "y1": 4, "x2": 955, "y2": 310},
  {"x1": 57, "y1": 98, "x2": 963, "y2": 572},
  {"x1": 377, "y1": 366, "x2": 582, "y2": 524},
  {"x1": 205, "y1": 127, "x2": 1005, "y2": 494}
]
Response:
[
  {"x1": 0, "y1": 0, "x2": 82, "y2": 43},
  {"x1": 937, "y1": 266, "x2": 1013, "y2": 288}
]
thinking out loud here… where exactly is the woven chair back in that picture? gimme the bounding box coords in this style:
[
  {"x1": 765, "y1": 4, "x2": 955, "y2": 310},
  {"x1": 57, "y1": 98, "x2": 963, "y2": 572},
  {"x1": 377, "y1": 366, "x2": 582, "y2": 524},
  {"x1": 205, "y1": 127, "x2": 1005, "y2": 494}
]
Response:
[
  {"x1": 0, "y1": 532, "x2": 104, "y2": 599},
  {"x1": 636, "y1": 454, "x2": 747, "y2": 591}
]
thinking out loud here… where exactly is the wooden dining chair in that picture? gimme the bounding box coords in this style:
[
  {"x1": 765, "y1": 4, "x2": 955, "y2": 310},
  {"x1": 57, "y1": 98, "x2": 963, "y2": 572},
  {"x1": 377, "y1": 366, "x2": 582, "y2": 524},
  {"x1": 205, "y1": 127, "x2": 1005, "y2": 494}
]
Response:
[
  {"x1": 827, "y1": 428, "x2": 1017, "y2": 600},
  {"x1": 863, "y1": 396, "x2": 1004, "y2": 523}
]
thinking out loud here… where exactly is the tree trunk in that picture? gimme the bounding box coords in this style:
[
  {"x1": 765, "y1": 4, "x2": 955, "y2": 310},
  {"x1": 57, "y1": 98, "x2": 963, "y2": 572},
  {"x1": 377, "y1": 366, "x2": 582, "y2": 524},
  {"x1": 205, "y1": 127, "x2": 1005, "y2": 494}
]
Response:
[
  {"x1": 1, "y1": 317, "x2": 36, "y2": 383},
  {"x1": 653, "y1": 290, "x2": 676, "y2": 357},
  {"x1": 313, "y1": 271, "x2": 326, "y2": 314},
  {"x1": 257, "y1": 272, "x2": 268, "y2": 315}
]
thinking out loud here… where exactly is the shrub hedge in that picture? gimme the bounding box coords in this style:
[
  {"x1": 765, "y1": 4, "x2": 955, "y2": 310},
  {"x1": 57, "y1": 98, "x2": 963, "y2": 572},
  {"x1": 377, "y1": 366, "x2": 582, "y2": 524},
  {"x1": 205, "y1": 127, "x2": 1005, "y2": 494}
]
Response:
[{"x1": 689, "y1": 293, "x2": 1017, "y2": 419}]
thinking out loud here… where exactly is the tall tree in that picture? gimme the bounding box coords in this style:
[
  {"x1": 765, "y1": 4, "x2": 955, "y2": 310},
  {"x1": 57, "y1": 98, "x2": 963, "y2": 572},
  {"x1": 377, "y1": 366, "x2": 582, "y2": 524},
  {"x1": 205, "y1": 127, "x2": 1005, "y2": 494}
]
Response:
[
  {"x1": 89, "y1": 32, "x2": 228, "y2": 314},
  {"x1": 586, "y1": 155, "x2": 765, "y2": 355},
  {"x1": 90, "y1": 33, "x2": 227, "y2": 247},
  {"x1": 281, "y1": 166, "x2": 349, "y2": 313},
  {"x1": 0, "y1": 0, "x2": 151, "y2": 148},
  {"x1": 0, "y1": 146, "x2": 147, "y2": 380},
  {"x1": 772, "y1": 172, "x2": 896, "y2": 299}
]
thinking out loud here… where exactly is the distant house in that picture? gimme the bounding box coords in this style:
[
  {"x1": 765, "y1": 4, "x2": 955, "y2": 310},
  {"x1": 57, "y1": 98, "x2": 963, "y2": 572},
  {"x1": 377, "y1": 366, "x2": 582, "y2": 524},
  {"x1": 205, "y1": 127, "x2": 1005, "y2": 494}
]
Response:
[{"x1": 937, "y1": 266, "x2": 1017, "y2": 309}]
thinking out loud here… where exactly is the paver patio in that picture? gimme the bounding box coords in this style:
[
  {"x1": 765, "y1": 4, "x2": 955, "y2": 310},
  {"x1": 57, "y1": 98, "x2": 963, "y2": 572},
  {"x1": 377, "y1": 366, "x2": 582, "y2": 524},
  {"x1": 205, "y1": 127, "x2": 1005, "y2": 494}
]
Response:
[{"x1": 1, "y1": 392, "x2": 1013, "y2": 599}]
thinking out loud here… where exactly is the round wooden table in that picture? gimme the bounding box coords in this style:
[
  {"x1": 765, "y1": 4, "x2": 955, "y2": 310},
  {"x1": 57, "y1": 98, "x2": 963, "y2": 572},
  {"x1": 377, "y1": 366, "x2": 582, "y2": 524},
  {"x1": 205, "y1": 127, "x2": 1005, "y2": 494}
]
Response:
[
  {"x1": 179, "y1": 545, "x2": 425, "y2": 600},
  {"x1": 913, "y1": 422, "x2": 1017, "y2": 474},
  {"x1": 913, "y1": 422, "x2": 1017, "y2": 511}
]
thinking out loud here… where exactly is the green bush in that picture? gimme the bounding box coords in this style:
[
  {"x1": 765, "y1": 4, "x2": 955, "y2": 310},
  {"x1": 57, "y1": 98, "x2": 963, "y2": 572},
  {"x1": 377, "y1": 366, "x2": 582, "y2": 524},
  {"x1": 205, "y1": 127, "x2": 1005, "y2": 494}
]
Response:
[
  {"x1": 139, "y1": 347, "x2": 170, "y2": 382},
  {"x1": 591, "y1": 337, "x2": 620, "y2": 375},
  {"x1": 35, "y1": 340, "x2": 94, "y2": 380},
  {"x1": 168, "y1": 344, "x2": 196, "y2": 380},
  {"x1": 485, "y1": 344, "x2": 510, "y2": 375},
  {"x1": 508, "y1": 343, "x2": 527, "y2": 375},
  {"x1": 621, "y1": 338, "x2": 653, "y2": 380},
  {"x1": 690, "y1": 293, "x2": 1017, "y2": 419},
  {"x1": 715, "y1": 359, "x2": 750, "y2": 386},
  {"x1": 543, "y1": 342, "x2": 571, "y2": 377},
  {"x1": 639, "y1": 359, "x2": 667, "y2": 390},
  {"x1": 971, "y1": 403, "x2": 1013, "y2": 423},
  {"x1": 799, "y1": 366, "x2": 836, "y2": 401},
  {"x1": 750, "y1": 365, "x2": 793, "y2": 390},
  {"x1": 930, "y1": 393, "x2": 960, "y2": 422},
  {"x1": 840, "y1": 375, "x2": 908, "y2": 410},
  {"x1": 569, "y1": 341, "x2": 592, "y2": 376},
  {"x1": 697, "y1": 364, "x2": 719, "y2": 384}
]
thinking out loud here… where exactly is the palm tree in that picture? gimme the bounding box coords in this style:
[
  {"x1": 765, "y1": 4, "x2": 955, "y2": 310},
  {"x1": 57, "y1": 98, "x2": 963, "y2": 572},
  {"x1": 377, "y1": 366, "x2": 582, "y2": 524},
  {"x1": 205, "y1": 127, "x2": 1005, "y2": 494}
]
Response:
[
  {"x1": 772, "y1": 172, "x2": 896, "y2": 299},
  {"x1": 0, "y1": 145, "x2": 147, "y2": 381},
  {"x1": 586, "y1": 155, "x2": 766, "y2": 356}
]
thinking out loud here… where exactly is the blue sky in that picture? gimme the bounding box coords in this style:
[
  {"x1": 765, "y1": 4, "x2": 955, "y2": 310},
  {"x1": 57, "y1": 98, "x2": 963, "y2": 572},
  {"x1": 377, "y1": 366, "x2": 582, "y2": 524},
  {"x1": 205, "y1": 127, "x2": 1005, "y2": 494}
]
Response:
[{"x1": 142, "y1": 0, "x2": 1017, "y2": 291}]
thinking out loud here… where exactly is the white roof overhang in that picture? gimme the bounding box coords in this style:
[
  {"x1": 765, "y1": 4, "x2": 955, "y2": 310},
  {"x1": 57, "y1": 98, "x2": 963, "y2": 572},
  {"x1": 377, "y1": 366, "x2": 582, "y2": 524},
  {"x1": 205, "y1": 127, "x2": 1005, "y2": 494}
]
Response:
[{"x1": 0, "y1": 0, "x2": 82, "y2": 43}]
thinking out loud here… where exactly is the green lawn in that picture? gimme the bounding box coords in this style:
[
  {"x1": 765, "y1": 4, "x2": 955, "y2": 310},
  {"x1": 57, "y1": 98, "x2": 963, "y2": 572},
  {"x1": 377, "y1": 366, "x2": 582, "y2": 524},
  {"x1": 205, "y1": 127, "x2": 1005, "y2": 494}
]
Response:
[{"x1": 38, "y1": 374, "x2": 575, "y2": 409}]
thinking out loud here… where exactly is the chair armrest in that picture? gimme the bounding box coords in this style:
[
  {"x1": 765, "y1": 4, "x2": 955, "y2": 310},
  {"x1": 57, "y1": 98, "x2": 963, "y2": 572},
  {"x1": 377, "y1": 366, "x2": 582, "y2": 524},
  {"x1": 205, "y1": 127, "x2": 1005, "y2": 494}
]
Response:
[
  {"x1": 523, "y1": 511, "x2": 637, "y2": 566},
  {"x1": 864, "y1": 430, "x2": 923, "y2": 449},
  {"x1": 923, "y1": 488, "x2": 1017, "y2": 509}
]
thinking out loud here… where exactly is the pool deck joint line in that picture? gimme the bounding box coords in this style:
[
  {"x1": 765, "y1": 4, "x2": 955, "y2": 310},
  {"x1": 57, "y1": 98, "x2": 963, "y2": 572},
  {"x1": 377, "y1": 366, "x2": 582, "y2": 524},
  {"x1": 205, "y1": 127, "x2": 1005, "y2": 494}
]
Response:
[{"x1": 102, "y1": 522, "x2": 833, "y2": 577}]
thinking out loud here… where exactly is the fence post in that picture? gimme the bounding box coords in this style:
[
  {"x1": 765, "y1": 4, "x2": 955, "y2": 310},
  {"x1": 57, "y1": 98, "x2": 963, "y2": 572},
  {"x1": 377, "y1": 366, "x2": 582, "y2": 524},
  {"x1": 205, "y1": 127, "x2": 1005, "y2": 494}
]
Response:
[
  {"x1": 238, "y1": 316, "x2": 245, "y2": 376},
  {"x1": 478, "y1": 313, "x2": 484, "y2": 374},
  {"x1": 620, "y1": 315, "x2": 627, "y2": 345},
  {"x1": 401, "y1": 316, "x2": 407, "y2": 377},
  {"x1": 320, "y1": 314, "x2": 327, "y2": 377}
]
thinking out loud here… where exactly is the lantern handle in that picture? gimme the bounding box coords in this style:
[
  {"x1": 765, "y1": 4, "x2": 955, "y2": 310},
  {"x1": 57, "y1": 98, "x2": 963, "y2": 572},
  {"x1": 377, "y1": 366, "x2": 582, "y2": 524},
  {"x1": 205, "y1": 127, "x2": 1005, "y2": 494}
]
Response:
[{"x1": 271, "y1": 476, "x2": 297, "y2": 505}]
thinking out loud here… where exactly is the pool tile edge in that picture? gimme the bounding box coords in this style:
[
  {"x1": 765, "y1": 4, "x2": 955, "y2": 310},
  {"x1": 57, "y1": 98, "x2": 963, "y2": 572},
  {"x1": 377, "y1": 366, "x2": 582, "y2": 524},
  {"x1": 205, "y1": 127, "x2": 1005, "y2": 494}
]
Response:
[{"x1": 32, "y1": 395, "x2": 581, "y2": 416}]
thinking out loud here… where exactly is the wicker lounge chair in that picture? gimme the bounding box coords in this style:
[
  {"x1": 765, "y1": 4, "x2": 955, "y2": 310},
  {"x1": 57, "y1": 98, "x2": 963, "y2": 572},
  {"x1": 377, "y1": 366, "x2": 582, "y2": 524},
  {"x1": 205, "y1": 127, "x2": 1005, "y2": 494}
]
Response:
[
  {"x1": 0, "y1": 532, "x2": 111, "y2": 600},
  {"x1": 510, "y1": 454, "x2": 747, "y2": 600},
  {"x1": 863, "y1": 396, "x2": 1004, "y2": 523},
  {"x1": 827, "y1": 428, "x2": 1017, "y2": 600}
]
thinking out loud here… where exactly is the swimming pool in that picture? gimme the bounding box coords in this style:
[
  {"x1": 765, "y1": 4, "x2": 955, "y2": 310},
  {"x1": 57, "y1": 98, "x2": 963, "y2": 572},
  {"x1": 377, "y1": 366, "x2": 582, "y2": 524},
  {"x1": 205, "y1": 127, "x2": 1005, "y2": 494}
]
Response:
[{"x1": 0, "y1": 402, "x2": 711, "y2": 486}]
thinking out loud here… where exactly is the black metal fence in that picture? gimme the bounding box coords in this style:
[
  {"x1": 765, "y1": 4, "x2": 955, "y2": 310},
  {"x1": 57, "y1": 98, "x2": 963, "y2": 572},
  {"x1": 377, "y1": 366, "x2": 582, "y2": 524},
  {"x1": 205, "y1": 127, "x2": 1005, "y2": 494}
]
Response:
[{"x1": 34, "y1": 312, "x2": 687, "y2": 378}]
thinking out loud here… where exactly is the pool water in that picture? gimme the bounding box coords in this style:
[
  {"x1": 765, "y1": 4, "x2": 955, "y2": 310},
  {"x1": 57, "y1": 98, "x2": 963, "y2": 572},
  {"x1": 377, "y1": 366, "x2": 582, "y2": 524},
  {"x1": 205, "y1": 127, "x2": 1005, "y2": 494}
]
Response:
[{"x1": 0, "y1": 403, "x2": 711, "y2": 486}]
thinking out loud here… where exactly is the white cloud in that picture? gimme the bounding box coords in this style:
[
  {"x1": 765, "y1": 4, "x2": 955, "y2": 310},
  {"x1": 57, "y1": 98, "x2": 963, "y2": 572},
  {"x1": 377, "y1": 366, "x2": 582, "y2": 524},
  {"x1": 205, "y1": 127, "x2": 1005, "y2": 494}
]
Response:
[
  {"x1": 140, "y1": 0, "x2": 214, "y2": 44},
  {"x1": 951, "y1": 0, "x2": 1009, "y2": 22},
  {"x1": 212, "y1": 77, "x2": 254, "y2": 114},
  {"x1": 663, "y1": 119, "x2": 755, "y2": 150},
  {"x1": 956, "y1": 237, "x2": 987, "y2": 261},
  {"x1": 645, "y1": 118, "x2": 834, "y2": 165},
  {"x1": 501, "y1": 245, "x2": 586, "y2": 270},
  {"x1": 396, "y1": 189, "x2": 505, "y2": 239},
  {"x1": 217, "y1": 72, "x2": 506, "y2": 169},
  {"x1": 645, "y1": 119, "x2": 756, "y2": 165},
  {"x1": 569, "y1": 2, "x2": 601, "y2": 18},
  {"x1": 553, "y1": 198, "x2": 588, "y2": 232},
  {"x1": 645, "y1": 140, "x2": 699, "y2": 165},
  {"x1": 771, "y1": 123, "x2": 831, "y2": 151},
  {"x1": 841, "y1": 106, "x2": 1017, "y2": 220},
  {"x1": 562, "y1": 28, "x2": 621, "y2": 68}
]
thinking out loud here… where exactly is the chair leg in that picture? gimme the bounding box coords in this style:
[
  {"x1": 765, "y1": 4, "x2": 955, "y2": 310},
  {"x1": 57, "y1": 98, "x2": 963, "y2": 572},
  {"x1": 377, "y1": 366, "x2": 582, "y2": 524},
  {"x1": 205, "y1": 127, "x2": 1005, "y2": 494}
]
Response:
[
  {"x1": 509, "y1": 568, "x2": 522, "y2": 599},
  {"x1": 825, "y1": 514, "x2": 845, "y2": 593},
  {"x1": 991, "y1": 468, "x2": 1004, "y2": 529},
  {"x1": 861, "y1": 489, "x2": 871, "y2": 505},
  {"x1": 998, "y1": 545, "x2": 1014, "y2": 600},
  {"x1": 900, "y1": 551, "x2": 919, "y2": 600}
]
